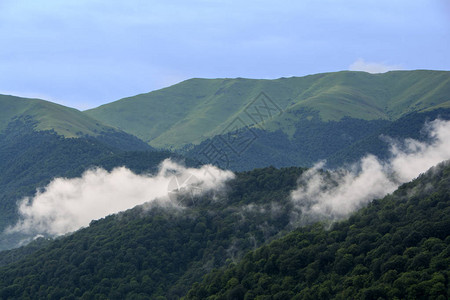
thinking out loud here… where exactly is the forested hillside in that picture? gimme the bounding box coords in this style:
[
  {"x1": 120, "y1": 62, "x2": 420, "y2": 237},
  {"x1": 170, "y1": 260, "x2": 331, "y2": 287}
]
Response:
[
  {"x1": 1, "y1": 159, "x2": 449, "y2": 299},
  {"x1": 186, "y1": 108, "x2": 450, "y2": 170},
  {"x1": 0, "y1": 117, "x2": 191, "y2": 250},
  {"x1": 185, "y1": 162, "x2": 450, "y2": 299},
  {"x1": 0, "y1": 167, "x2": 305, "y2": 299}
]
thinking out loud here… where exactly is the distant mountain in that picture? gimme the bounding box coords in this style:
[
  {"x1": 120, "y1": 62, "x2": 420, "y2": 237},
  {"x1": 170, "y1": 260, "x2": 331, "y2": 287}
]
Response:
[
  {"x1": 0, "y1": 94, "x2": 109, "y2": 138},
  {"x1": 186, "y1": 108, "x2": 450, "y2": 171},
  {"x1": 85, "y1": 70, "x2": 450, "y2": 150},
  {"x1": 0, "y1": 94, "x2": 151, "y2": 151}
]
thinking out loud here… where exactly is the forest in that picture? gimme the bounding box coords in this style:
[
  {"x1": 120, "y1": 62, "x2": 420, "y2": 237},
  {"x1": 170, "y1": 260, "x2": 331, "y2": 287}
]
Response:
[
  {"x1": 186, "y1": 108, "x2": 450, "y2": 170},
  {"x1": 0, "y1": 158, "x2": 449, "y2": 299},
  {"x1": 0, "y1": 166, "x2": 305, "y2": 299},
  {"x1": 185, "y1": 162, "x2": 450, "y2": 299}
]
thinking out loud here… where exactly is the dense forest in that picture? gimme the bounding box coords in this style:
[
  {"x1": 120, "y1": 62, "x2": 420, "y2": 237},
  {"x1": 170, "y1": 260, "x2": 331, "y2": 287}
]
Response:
[
  {"x1": 185, "y1": 162, "x2": 450, "y2": 299},
  {"x1": 0, "y1": 166, "x2": 305, "y2": 299},
  {"x1": 0, "y1": 161, "x2": 449, "y2": 299}
]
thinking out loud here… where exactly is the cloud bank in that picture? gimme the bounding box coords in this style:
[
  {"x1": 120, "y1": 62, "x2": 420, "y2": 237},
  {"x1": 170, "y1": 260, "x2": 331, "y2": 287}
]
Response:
[
  {"x1": 7, "y1": 159, "x2": 234, "y2": 236},
  {"x1": 291, "y1": 119, "x2": 450, "y2": 221},
  {"x1": 349, "y1": 58, "x2": 403, "y2": 73}
]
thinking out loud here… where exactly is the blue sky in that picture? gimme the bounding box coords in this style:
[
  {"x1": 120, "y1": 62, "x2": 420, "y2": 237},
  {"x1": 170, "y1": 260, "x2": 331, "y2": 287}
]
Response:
[{"x1": 1, "y1": 0, "x2": 449, "y2": 110}]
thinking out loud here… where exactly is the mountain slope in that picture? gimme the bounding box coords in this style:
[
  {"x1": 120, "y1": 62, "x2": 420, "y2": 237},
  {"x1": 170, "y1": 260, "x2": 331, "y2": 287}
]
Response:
[
  {"x1": 185, "y1": 161, "x2": 450, "y2": 299},
  {"x1": 85, "y1": 70, "x2": 450, "y2": 149},
  {"x1": 1, "y1": 161, "x2": 449, "y2": 299},
  {"x1": 186, "y1": 108, "x2": 450, "y2": 171},
  {"x1": 0, "y1": 94, "x2": 111, "y2": 138},
  {"x1": 0, "y1": 94, "x2": 154, "y2": 151},
  {"x1": 0, "y1": 117, "x2": 191, "y2": 250},
  {"x1": 0, "y1": 167, "x2": 304, "y2": 299}
]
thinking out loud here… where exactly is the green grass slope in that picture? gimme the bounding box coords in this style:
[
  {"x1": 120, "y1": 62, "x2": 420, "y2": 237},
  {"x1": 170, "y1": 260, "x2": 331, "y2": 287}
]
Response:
[
  {"x1": 0, "y1": 94, "x2": 113, "y2": 137},
  {"x1": 85, "y1": 70, "x2": 450, "y2": 149}
]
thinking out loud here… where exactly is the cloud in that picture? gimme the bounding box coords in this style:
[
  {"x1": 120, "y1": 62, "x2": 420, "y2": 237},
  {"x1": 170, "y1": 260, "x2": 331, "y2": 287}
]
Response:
[
  {"x1": 349, "y1": 58, "x2": 403, "y2": 73},
  {"x1": 6, "y1": 159, "x2": 234, "y2": 236},
  {"x1": 291, "y1": 119, "x2": 450, "y2": 221}
]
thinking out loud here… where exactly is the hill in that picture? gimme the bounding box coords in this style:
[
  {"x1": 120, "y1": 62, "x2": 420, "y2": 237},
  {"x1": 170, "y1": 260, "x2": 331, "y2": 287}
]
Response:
[
  {"x1": 0, "y1": 166, "x2": 304, "y2": 299},
  {"x1": 186, "y1": 108, "x2": 450, "y2": 170},
  {"x1": 0, "y1": 94, "x2": 111, "y2": 138},
  {"x1": 0, "y1": 117, "x2": 192, "y2": 250},
  {"x1": 0, "y1": 94, "x2": 152, "y2": 151},
  {"x1": 85, "y1": 70, "x2": 450, "y2": 149},
  {"x1": 0, "y1": 160, "x2": 449, "y2": 299},
  {"x1": 185, "y1": 161, "x2": 450, "y2": 299}
]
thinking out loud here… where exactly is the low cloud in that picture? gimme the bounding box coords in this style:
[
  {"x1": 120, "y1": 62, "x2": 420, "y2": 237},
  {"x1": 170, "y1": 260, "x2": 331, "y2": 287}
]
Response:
[
  {"x1": 291, "y1": 119, "x2": 450, "y2": 221},
  {"x1": 349, "y1": 58, "x2": 402, "y2": 73},
  {"x1": 6, "y1": 159, "x2": 234, "y2": 236}
]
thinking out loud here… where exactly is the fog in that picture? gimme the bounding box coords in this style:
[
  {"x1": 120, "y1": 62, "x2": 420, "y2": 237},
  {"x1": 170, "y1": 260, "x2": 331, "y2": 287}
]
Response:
[
  {"x1": 291, "y1": 119, "x2": 450, "y2": 221},
  {"x1": 6, "y1": 159, "x2": 234, "y2": 236}
]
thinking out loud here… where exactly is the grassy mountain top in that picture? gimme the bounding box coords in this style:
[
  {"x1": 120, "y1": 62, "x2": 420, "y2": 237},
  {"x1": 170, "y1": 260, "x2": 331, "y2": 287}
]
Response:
[
  {"x1": 85, "y1": 70, "x2": 450, "y2": 148},
  {"x1": 0, "y1": 94, "x2": 112, "y2": 137}
]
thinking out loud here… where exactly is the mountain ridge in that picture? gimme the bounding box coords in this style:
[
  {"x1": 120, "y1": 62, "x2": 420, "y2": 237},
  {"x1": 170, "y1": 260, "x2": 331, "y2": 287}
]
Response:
[
  {"x1": 0, "y1": 95, "x2": 112, "y2": 138},
  {"x1": 84, "y1": 70, "x2": 450, "y2": 149}
]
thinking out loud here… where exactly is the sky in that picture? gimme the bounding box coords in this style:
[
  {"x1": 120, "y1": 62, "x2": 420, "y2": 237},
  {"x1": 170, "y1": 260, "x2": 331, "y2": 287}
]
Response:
[{"x1": 0, "y1": 0, "x2": 449, "y2": 110}]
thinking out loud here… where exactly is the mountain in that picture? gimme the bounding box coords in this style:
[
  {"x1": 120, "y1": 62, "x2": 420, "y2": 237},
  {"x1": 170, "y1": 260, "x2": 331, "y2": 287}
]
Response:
[
  {"x1": 85, "y1": 70, "x2": 450, "y2": 150},
  {"x1": 186, "y1": 108, "x2": 450, "y2": 171},
  {"x1": 0, "y1": 117, "x2": 193, "y2": 250},
  {"x1": 0, "y1": 161, "x2": 449, "y2": 299},
  {"x1": 0, "y1": 94, "x2": 152, "y2": 151},
  {"x1": 0, "y1": 94, "x2": 110, "y2": 138},
  {"x1": 0, "y1": 94, "x2": 155, "y2": 249},
  {"x1": 0, "y1": 166, "x2": 305, "y2": 299},
  {"x1": 326, "y1": 108, "x2": 450, "y2": 167},
  {"x1": 186, "y1": 161, "x2": 450, "y2": 299}
]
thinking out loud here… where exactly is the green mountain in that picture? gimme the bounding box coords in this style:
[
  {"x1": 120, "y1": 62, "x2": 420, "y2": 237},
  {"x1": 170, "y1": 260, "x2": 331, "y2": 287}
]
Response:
[
  {"x1": 85, "y1": 70, "x2": 450, "y2": 149},
  {"x1": 185, "y1": 161, "x2": 450, "y2": 300},
  {"x1": 0, "y1": 160, "x2": 449, "y2": 299},
  {"x1": 0, "y1": 166, "x2": 304, "y2": 299},
  {"x1": 0, "y1": 94, "x2": 157, "y2": 249},
  {"x1": 0, "y1": 94, "x2": 110, "y2": 138},
  {"x1": 0, "y1": 70, "x2": 449, "y2": 299},
  {"x1": 0, "y1": 117, "x2": 191, "y2": 250},
  {"x1": 186, "y1": 108, "x2": 450, "y2": 171},
  {"x1": 0, "y1": 94, "x2": 153, "y2": 151}
]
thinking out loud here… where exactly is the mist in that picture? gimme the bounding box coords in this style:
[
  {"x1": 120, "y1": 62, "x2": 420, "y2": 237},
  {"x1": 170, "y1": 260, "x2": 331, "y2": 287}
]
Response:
[
  {"x1": 6, "y1": 159, "x2": 234, "y2": 236},
  {"x1": 291, "y1": 119, "x2": 450, "y2": 221}
]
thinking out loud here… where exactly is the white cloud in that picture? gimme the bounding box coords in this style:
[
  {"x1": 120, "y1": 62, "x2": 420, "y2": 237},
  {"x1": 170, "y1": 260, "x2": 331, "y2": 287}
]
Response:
[
  {"x1": 6, "y1": 159, "x2": 234, "y2": 236},
  {"x1": 291, "y1": 119, "x2": 450, "y2": 221},
  {"x1": 349, "y1": 58, "x2": 403, "y2": 73}
]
